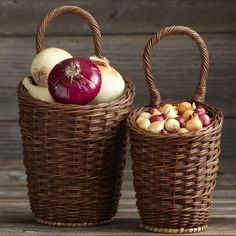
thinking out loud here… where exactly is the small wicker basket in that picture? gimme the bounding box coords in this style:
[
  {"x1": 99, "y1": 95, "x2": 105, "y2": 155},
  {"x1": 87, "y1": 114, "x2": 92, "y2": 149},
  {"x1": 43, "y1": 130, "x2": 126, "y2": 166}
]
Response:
[
  {"x1": 128, "y1": 26, "x2": 223, "y2": 234},
  {"x1": 17, "y1": 6, "x2": 134, "y2": 227}
]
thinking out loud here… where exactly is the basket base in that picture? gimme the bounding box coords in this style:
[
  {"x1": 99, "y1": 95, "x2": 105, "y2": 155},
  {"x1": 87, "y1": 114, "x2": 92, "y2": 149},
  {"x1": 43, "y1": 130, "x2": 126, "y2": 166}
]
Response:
[
  {"x1": 35, "y1": 216, "x2": 113, "y2": 227},
  {"x1": 140, "y1": 221, "x2": 208, "y2": 234}
]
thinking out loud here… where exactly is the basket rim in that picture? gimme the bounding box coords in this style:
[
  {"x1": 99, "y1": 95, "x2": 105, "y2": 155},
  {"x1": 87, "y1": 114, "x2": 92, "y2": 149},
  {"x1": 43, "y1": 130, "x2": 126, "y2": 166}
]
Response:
[
  {"x1": 17, "y1": 76, "x2": 135, "y2": 110},
  {"x1": 128, "y1": 101, "x2": 223, "y2": 139}
]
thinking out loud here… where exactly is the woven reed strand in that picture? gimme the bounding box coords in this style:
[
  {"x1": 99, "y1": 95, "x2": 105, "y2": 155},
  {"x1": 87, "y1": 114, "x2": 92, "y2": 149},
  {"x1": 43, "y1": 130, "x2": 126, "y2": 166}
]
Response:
[
  {"x1": 18, "y1": 77, "x2": 134, "y2": 226},
  {"x1": 129, "y1": 26, "x2": 223, "y2": 233},
  {"x1": 143, "y1": 26, "x2": 209, "y2": 106},
  {"x1": 36, "y1": 5, "x2": 103, "y2": 58}
]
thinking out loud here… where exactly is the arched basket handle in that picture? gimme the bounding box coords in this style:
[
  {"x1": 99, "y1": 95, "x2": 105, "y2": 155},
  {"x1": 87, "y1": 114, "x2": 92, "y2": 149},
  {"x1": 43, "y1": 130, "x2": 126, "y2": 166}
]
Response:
[
  {"x1": 143, "y1": 26, "x2": 209, "y2": 106},
  {"x1": 36, "y1": 5, "x2": 103, "y2": 58}
]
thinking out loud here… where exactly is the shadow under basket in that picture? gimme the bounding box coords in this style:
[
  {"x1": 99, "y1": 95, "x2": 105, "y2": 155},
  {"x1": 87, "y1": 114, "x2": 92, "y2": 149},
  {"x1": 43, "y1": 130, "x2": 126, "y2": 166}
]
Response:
[
  {"x1": 17, "y1": 76, "x2": 134, "y2": 227},
  {"x1": 128, "y1": 26, "x2": 224, "y2": 234}
]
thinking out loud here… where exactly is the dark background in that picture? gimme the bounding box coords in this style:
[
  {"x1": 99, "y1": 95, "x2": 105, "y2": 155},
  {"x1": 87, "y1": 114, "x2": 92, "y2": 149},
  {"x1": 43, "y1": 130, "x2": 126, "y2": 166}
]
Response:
[{"x1": 0, "y1": 0, "x2": 235, "y2": 164}]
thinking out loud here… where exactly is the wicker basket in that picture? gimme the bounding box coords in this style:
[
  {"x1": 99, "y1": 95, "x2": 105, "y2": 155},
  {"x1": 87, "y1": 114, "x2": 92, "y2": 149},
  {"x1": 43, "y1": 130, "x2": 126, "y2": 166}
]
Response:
[
  {"x1": 128, "y1": 26, "x2": 223, "y2": 234},
  {"x1": 17, "y1": 6, "x2": 135, "y2": 227}
]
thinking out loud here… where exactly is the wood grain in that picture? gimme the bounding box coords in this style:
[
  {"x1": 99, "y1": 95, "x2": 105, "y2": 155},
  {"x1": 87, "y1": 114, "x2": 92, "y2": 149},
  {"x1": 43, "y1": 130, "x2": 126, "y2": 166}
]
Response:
[
  {"x1": 0, "y1": 159, "x2": 236, "y2": 235},
  {"x1": 0, "y1": 0, "x2": 235, "y2": 36},
  {"x1": 0, "y1": 34, "x2": 235, "y2": 120}
]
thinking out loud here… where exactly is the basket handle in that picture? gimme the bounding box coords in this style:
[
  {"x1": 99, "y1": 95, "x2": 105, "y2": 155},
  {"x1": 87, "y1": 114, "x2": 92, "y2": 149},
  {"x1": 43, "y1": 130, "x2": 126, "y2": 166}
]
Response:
[
  {"x1": 143, "y1": 26, "x2": 209, "y2": 106},
  {"x1": 36, "y1": 5, "x2": 103, "y2": 58}
]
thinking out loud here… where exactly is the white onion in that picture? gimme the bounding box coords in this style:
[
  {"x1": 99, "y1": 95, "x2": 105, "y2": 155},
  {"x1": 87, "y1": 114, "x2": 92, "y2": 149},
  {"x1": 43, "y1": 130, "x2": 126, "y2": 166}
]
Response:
[
  {"x1": 137, "y1": 118, "x2": 151, "y2": 131},
  {"x1": 160, "y1": 104, "x2": 174, "y2": 114},
  {"x1": 138, "y1": 112, "x2": 152, "y2": 119},
  {"x1": 178, "y1": 128, "x2": 189, "y2": 134},
  {"x1": 89, "y1": 56, "x2": 125, "y2": 104},
  {"x1": 165, "y1": 108, "x2": 178, "y2": 119},
  {"x1": 22, "y1": 77, "x2": 55, "y2": 103},
  {"x1": 136, "y1": 117, "x2": 144, "y2": 125},
  {"x1": 149, "y1": 120, "x2": 165, "y2": 134},
  {"x1": 31, "y1": 48, "x2": 72, "y2": 87},
  {"x1": 164, "y1": 118, "x2": 180, "y2": 133}
]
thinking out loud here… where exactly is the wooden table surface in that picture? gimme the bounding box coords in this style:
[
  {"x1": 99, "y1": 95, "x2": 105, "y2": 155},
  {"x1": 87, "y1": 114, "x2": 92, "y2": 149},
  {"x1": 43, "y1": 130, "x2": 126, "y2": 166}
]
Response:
[
  {"x1": 0, "y1": 0, "x2": 236, "y2": 235},
  {"x1": 0, "y1": 159, "x2": 236, "y2": 236}
]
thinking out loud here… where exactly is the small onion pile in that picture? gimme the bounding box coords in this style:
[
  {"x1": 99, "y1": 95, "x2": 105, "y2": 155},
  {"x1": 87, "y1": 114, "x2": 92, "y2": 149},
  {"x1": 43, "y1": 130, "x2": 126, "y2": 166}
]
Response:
[
  {"x1": 136, "y1": 101, "x2": 213, "y2": 134},
  {"x1": 23, "y1": 47, "x2": 126, "y2": 105}
]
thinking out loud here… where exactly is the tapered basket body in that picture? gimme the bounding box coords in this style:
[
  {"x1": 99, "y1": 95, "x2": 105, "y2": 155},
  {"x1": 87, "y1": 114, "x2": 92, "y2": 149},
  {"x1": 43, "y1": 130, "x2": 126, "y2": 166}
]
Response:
[
  {"x1": 17, "y1": 5, "x2": 135, "y2": 227},
  {"x1": 128, "y1": 26, "x2": 223, "y2": 234},
  {"x1": 129, "y1": 103, "x2": 223, "y2": 233},
  {"x1": 18, "y1": 77, "x2": 134, "y2": 227}
]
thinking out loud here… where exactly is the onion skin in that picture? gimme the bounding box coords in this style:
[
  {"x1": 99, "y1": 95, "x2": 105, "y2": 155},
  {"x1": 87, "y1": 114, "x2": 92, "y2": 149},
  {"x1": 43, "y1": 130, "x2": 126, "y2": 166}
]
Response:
[
  {"x1": 199, "y1": 113, "x2": 211, "y2": 127},
  {"x1": 160, "y1": 104, "x2": 174, "y2": 114},
  {"x1": 178, "y1": 102, "x2": 192, "y2": 114},
  {"x1": 183, "y1": 110, "x2": 194, "y2": 120},
  {"x1": 195, "y1": 106, "x2": 206, "y2": 115},
  {"x1": 89, "y1": 56, "x2": 125, "y2": 104},
  {"x1": 175, "y1": 116, "x2": 186, "y2": 128},
  {"x1": 164, "y1": 118, "x2": 180, "y2": 133},
  {"x1": 31, "y1": 48, "x2": 72, "y2": 87},
  {"x1": 186, "y1": 114, "x2": 203, "y2": 131},
  {"x1": 138, "y1": 118, "x2": 151, "y2": 131},
  {"x1": 139, "y1": 112, "x2": 152, "y2": 119},
  {"x1": 165, "y1": 108, "x2": 178, "y2": 119},
  {"x1": 22, "y1": 77, "x2": 55, "y2": 103},
  {"x1": 48, "y1": 57, "x2": 101, "y2": 105},
  {"x1": 149, "y1": 108, "x2": 161, "y2": 115},
  {"x1": 149, "y1": 120, "x2": 165, "y2": 134},
  {"x1": 150, "y1": 115, "x2": 165, "y2": 123},
  {"x1": 178, "y1": 128, "x2": 189, "y2": 134},
  {"x1": 136, "y1": 117, "x2": 144, "y2": 125}
]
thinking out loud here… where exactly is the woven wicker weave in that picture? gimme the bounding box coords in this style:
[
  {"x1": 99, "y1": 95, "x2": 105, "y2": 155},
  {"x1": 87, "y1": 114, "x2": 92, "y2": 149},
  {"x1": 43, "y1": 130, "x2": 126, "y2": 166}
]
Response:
[
  {"x1": 128, "y1": 26, "x2": 223, "y2": 234},
  {"x1": 17, "y1": 5, "x2": 135, "y2": 227}
]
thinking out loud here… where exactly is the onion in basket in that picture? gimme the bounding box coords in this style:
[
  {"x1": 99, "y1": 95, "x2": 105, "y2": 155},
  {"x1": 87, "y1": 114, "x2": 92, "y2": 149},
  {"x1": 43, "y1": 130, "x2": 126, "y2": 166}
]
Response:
[
  {"x1": 186, "y1": 114, "x2": 203, "y2": 131},
  {"x1": 31, "y1": 48, "x2": 72, "y2": 87},
  {"x1": 89, "y1": 56, "x2": 125, "y2": 104},
  {"x1": 22, "y1": 77, "x2": 55, "y2": 103},
  {"x1": 48, "y1": 57, "x2": 102, "y2": 105}
]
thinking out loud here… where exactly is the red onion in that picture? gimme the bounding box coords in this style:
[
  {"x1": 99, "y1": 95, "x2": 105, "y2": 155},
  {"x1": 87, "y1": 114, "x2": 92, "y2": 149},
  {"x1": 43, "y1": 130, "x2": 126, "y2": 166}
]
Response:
[
  {"x1": 150, "y1": 115, "x2": 165, "y2": 123},
  {"x1": 198, "y1": 113, "x2": 211, "y2": 127},
  {"x1": 175, "y1": 116, "x2": 186, "y2": 128},
  {"x1": 195, "y1": 106, "x2": 206, "y2": 115},
  {"x1": 48, "y1": 58, "x2": 101, "y2": 105}
]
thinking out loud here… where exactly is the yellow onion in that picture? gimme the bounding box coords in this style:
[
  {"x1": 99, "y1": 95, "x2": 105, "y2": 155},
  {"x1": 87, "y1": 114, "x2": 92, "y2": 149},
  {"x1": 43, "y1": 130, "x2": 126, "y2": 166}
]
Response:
[
  {"x1": 138, "y1": 112, "x2": 152, "y2": 119},
  {"x1": 165, "y1": 108, "x2": 178, "y2": 119},
  {"x1": 178, "y1": 128, "x2": 189, "y2": 134},
  {"x1": 31, "y1": 48, "x2": 72, "y2": 87},
  {"x1": 149, "y1": 120, "x2": 165, "y2": 134},
  {"x1": 177, "y1": 102, "x2": 193, "y2": 114},
  {"x1": 183, "y1": 109, "x2": 194, "y2": 120},
  {"x1": 164, "y1": 118, "x2": 180, "y2": 133},
  {"x1": 160, "y1": 103, "x2": 174, "y2": 114},
  {"x1": 137, "y1": 118, "x2": 151, "y2": 131},
  {"x1": 89, "y1": 56, "x2": 125, "y2": 104},
  {"x1": 22, "y1": 77, "x2": 55, "y2": 103},
  {"x1": 186, "y1": 114, "x2": 203, "y2": 131},
  {"x1": 136, "y1": 117, "x2": 144, "y2": 125}
]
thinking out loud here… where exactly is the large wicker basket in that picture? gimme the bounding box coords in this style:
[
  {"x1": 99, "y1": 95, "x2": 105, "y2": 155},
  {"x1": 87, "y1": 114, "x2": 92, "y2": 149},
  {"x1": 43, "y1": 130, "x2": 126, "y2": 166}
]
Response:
[
  {"x1": 17, "y1": 6, "x2": 134, "y2": 227},
  {"x1": 128, "y1": 26, "x2": 223, "y2": 234}
]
